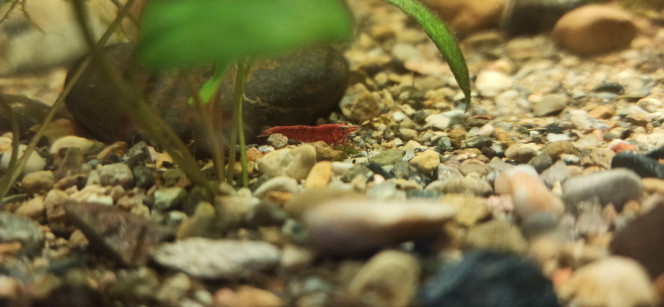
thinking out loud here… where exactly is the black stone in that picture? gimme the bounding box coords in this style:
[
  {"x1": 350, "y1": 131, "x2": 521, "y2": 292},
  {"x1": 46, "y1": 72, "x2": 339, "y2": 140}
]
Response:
[
  {"x1": 420, "y1": 250, "x2": 559, "y2": 307},
  {"x1": 592, "y1": 82, "x2": 625, "y2": 95},
  {"x1": 611, "y1": 152, "x2": 664, "y2": 179},
  {"x1": 502, "y1": 0, "x2": 587, "y2": 37},
  {"x1": 65, "y1": 43, "x2": 348, "y2": 147}
]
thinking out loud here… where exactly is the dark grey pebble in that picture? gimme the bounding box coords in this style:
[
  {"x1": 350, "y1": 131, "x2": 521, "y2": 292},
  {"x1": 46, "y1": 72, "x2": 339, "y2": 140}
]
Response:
[
  {"x1": 464, "y1": 135, "x2": 493, "y2": 148},
  {"x1": 529, "y1": 154, "x2": 553, "y2": 173},
  {"x1": 420, "y1": 250, "x2": 558, "y2": 307},
  {"x1": 612, "y1": 152, "x2": 664, "y2": 179},
  {"x1": 592, "y1": 82, "x2": 625, "y2": 94},
  {"x1": 520, "y1": 211, "x2": 559, "y2": 240},
  {"x1": 0, "y1": 212, "x2": 44, "y2": 255},
  {"x1": 562, "y1": 168, "x2": 643, "y2": 211},
  {"x1": 611, "y1": 200, "x2": 664, "y2": 278}
]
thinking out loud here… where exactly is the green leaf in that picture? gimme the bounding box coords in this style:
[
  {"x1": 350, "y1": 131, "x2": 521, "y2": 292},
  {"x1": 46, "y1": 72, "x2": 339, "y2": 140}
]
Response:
[
  {"x1": 381, "y1": 0, "x2": 472, "y2": 111},
  {"x1": 138, "y1": 0, "x2": 353, "y2": 70}
]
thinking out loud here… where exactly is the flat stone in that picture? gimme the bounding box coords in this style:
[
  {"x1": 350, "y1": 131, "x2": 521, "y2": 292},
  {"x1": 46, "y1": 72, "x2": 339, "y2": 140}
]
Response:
[
  {"x1": 64, "y1": 201, "x2": 174, "y2": 265},
  {"x1": 302, "y1": 199, "x2": 456, "y2": 255},
  {"x1": 532, "y1": 94, "x2": 567, "y2": 117},
  {"x1": 151, "y1": 238, "x2": 280, "y2": 280},
  {"x1": 21, "y1": 171, "x2": 55, "y2": 194},
  {"x1": 562, "y1": 168, "x2": 643, "y2": 211}
]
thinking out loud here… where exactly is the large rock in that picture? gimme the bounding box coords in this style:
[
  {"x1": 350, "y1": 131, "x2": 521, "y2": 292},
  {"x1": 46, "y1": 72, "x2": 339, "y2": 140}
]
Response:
[
  {"x1": 502, "y1": 0, "x2": 586, "y2": 37},
  {"x1": 552, "y1": 4, "x2": 637, "y2": 55},
  {"x1": 65, "y1": 43, "x2": 348, "y2": 146}
]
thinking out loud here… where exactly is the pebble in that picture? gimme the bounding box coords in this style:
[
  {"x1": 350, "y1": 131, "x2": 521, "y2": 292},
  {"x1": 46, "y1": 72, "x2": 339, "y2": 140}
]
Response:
[
  {"x1": 532, "y1": 93, "x2": 567, "y2": 117},
  {"x1": 557, "y1": 257, "x2": 655, "y2": 307},
  {"x1": 347, "y1": 250, "x2": 420, "y2": 307},
  {"x1": 423, "y1": 0, "x2": 504, "y2": 37},
  {"x1": 441, "y1": 194, "x2": 491, "y2": 227},
  {"x1": 588, "y1": 104, "x2": 616, "y2": 119},
  {"x1": 0, "y1": 144, "x2": 47, "y2": 175},
  {"x1": 540, "y1": 160, "x2": 571, "y2": 188},
  {"x1": 369, "y1": 149, "x2": 405, "y2": 166},
  {"x1": 611, "y1": 200, "x2": 664, "y2": 278},
  {"x1": 302, "y1": 199, "x2": 456, "y2": 255},
  {"x1": 340, "y1": 83, "x2": 382, "y2": 122},
  {"x1": 214, "y1": 286, "x2": 283, "y2": 307},
  {"x1": 44, "y1": 189, "x2": 70, "y2": 233},
  {"x1": 153, "y1": 187, "x2": 187, "y2": 211},
  {"x1": 97, "y1": 163, "x2": 134, "y2": 188},
  {"x1": 258, "y1": 144, "x2": 317, "y2": 181},
  {"x1": 476, "y1": 70, "x2": 514, "y2": 97},
  {"x1": 612, "y1": 152, "x2": 664, "y2": 179},
  {"x1": 464, "y1": 219, "x2": 529, "y2": 254},
  {"x1": 420, "y1": 251, "x2": 558, "y2": 307},
  {"x1": 408, "y1": 149, "x2": 440, "y2": 175},
  {"x1": 458, "y1": 158, "x2": 492, "y2": 177},
  {"x1": 425, "y1": 113, "x2": 451, "y2": 130},
  {"x1": 529, "y1": 154, "x2": 554, "y2": 173},
  {"x1": 505, "y1": 144, "x2": 538, "y2": 164},
  {"x1": 253, "y1": 176, "x2": 299, "y2": 199},
  {"x1": 428, "y1": 177, "x2": 493, "y2": 197},
  {"x1": 15, "y1": 196, "x2": 45, "y2": 223},
  {"x1": 562, "y1": 168, "x2": 643, "y2": 211},
  {"x1": 0, "y1": 212, "x2": 44, "y2": 255},
  {"x1": 49, "y1": 135, "x2": 96, "y2": 155},
  {"x1": 20, "y1": 171, "x2": 55, "y2": 194},
  {"x1": 65, "y1": 201, "x2": 174, "y2": 265},
  {"x1": 305, "y1": 161, "x2": 333, "y2": 189},
  {"x1": 151, "y1": 238, "x2": 280, "y2": 280},
  {"x1": 553, "y1": 4, "x2": 637, "y2": 55},
  {"x1": 494, "y1": 165, "x2": 564, "y2": 219},
  {"x1": 541, "y1": 140, "x2": 578, "y2": 160}
]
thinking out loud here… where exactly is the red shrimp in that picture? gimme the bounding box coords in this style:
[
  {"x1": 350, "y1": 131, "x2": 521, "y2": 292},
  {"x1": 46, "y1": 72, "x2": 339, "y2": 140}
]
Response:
[{"x1": 260, "y1": 124, "x2": 358, "y2": 145}]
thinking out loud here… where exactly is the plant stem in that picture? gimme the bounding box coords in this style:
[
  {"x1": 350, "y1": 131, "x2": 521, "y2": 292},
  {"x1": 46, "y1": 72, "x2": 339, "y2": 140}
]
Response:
[
  {"x1": 380, "y1": 0, "x2": 472, "y2": 111},
  {"x1": 71, "y1": 0, "x2": 216, "y2": 195},
  {"x1": 0, "y1": 97, "x2": 20, "y2": 202},
  {"x1": 184, "y1": 71, "x2": 226, "y2": 184},
  {"x1": 1, "y1": 0, "x2": 140, "y2": 204},
  {"x1": 226, "y1": 58, "x2": 254, "y2": 187}
]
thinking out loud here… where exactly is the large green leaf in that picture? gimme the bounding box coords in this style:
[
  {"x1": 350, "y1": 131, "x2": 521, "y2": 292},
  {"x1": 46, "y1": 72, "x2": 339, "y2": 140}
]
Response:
[
  {"x1": 138, "y1": 0, "x2": 353, "y2": 70},
  {"x1": 381, "y1": 0, "x2": 472, "y2": 111}
]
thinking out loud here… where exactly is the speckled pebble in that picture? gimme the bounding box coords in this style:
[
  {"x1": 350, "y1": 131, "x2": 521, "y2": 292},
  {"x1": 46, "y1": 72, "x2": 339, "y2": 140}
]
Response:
[
  {"x1": 151, "y1": 238, "x2": 281, "y2": 280},
  {"x1": 562, "y1": 168, "x2": 643, "y2": 211},
  {"x1": 97, "y1": 163, "x2": 134, "y2": 188}
]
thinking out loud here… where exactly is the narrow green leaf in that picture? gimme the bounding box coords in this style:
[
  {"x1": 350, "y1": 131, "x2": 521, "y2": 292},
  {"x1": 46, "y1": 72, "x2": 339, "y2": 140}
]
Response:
[
  {"x1": 138, "y1": 0, "x2": 353, "y2": 70},
  {"x1": 188, "y1": 64, "x2": 228, "y2": 105},
  {"x1": 381, "y1": 0, "x2": 472, "y2": 111}
]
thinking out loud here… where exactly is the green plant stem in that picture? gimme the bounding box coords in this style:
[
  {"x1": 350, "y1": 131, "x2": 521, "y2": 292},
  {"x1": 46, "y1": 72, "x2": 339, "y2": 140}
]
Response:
[
  {"x1": 1, "y1": 0, "x2": 140, "y2": 204},
  {"x1": 226, "y1": 58, "x2": 253, "y2": 187},
  {"x1": 0, "y1": 97, "x2": 20, "y2": 202},
  {"x1": 184, "y1": 72, "x2": 226, "y2": 183},
  {"x1": 380, "y1": 0, "x2": 472, "y2": 111},
  {"x1": 71, "y1": 0, "x2": 216, "y2": 195}
]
